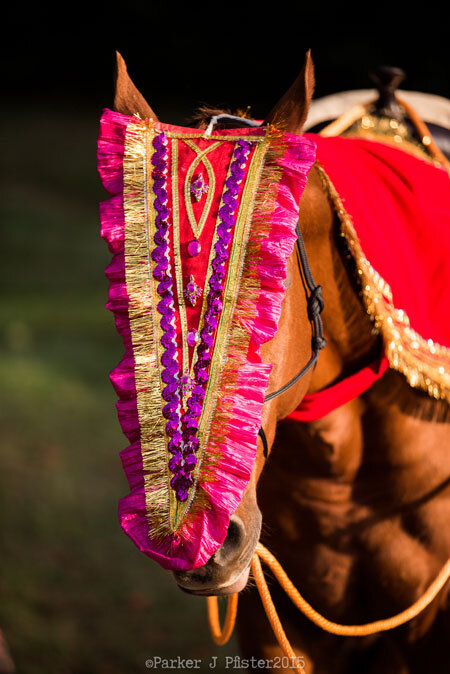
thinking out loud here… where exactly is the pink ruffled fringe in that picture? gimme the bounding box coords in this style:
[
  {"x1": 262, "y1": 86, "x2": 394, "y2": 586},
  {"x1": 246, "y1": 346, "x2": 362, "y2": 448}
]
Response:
[{"x1": 98, "y1": 109, "x2": 316, "y2": 570}]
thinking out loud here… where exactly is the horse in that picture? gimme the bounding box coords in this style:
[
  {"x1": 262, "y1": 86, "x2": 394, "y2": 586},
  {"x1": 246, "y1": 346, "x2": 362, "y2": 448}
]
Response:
[{"x1": 110, "y1": 52, "x2": 450, "y2": 673}]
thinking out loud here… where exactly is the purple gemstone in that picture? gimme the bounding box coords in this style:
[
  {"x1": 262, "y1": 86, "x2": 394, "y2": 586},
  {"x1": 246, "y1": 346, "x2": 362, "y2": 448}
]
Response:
[
  {"x1": 161, "y1": 349, "x2": 177, "y2": 367},
  {"x1": 154, "y1": 193, "x2": 168, "y2": 209},
  {"x1": 168, "y1": 453, "x2": 182, "y2": 472},
  {"x1": 165, "y1": 418, "x2": 179, "y2": 436},
  {"x1": 222, "y1": 191, "x2": 238, "y2": 208},
  {"x1": 152, "y1": 167, "x2": 165, "y2": 180},
  {"x1": 225, "y1": 176, "x2": 240, "y2": 192},
  {"x1": 163, "y1": 358, "x2": 178, "y2": 374},
  {"x1": 171, "y1": 471, "x2": 194, "y2": 488},
  {"x1": 190, "y1": 173, "x2": 209, "y2": 201},
  {"x1": 156, "y1": 205, "x2": 170, "y2": 220},
  {"x1": 154, "y1": 231, "x2": 166, "y2": 246},
  {"x1": 214, "y1": 241, "x2": 228, "y2": 260},
  {"x1": 199, "y1": 330, "x2": 214, "y2": 347},
  {"x1": 212, "y1": 257, "x2": 226, "y2": 274},
  {"x1": 187, "y1": 329, "x2": 199, "y2": 347},
  {"x1": 168, "y1": 435, "x2": 182, "y2": 453},
  {"x1": 184, "y1": 414, "x2": 199, "y2": 430},
  {"x1": 184, "y1": 434, "x2": 199, "y2": 450},
  {"x1": 217, "y1": 229, "x2": 232, "y2": 246},
  {"x1": 161, "y1": 331, "x2": 175, "y2": 348},
  {"x1": 157, "y1": 278, "x2": 172, "y2": 295},
  {"x1": 153, "y1": 134, "x2": 168, "y2": 149},
  {"x1": 208, "y1": 296, "x2": 223, "y2": 313},
  {"x1": 162, "y1": 382, "x2": 178, "y2": 401},
  {"x1": 204, "y1": 314, "x2": 218, "y2": 331},
  {"x1": 157, "y1": 297, "x2": 172, "y2": 314},
  {"x1": 153, "y1": 177, "x2": 166, "y2": 191},
  {"x1": 151, "y1": 152, "x2": 166, "y2": 167},
  {"x1": 184, "y1": 454, "x2": 197, "y2": 471},
  {"x1": 154, "y1": 265, "x2": 169, "y2": 284},
  {"x1": 187, "y1": 399, "x2": 202, "y2": 417},
  {"x1": 195, "y1": 368, "x2": 208, "y2": 384},
  {"x1": 187, "y1": 240, "x2": 201, "y2": 257},
  {"x1": 191, "y1": 385, "x2": 206, "y2": 400},
  {"x1": 208, "y1": 278, "x2": 223, "y2": 295},
  {"x1": 162, "y1": 401, "x2": 178, "y2": 419},
  {"x1": 218, "y1": 204, "x2": 232, "y2": 219},
  {"x1": 155, "y1": 215, "x2": 169, "y2": 231},
  {"x1": 231, "y1": 162, "x2": 245, "y2": 177},
  {"x1": 151, "y1": 245, "x2": 167, "y2": 263},
  {"x1": 160, "y1": 316, "x2": 174, "y2": 334},
  {"x1": 161, "y1": 367, "x2": 178, "y2": 384}
]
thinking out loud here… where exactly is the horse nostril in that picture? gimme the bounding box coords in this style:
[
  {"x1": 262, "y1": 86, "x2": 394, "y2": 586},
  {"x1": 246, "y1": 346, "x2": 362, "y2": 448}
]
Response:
[{"x1": 213, "y1": 515, "x2": 246, "y2": 566}]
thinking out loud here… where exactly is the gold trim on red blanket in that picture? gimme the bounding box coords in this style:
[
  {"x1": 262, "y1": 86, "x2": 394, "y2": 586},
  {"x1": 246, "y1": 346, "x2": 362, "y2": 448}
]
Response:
[{"x1": 316, "y1": 163, "x2": 450, "y2": 403}]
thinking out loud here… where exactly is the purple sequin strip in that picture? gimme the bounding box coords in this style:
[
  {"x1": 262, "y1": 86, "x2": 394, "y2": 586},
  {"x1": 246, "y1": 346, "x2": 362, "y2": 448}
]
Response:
[{"x1": 151, "y1": 135, "x2": 252, "y2": 501}]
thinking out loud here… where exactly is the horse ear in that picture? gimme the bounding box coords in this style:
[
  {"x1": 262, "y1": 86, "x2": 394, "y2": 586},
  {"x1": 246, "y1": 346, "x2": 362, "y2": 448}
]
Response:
[
  {"x1": 114, "y1": 51, "x2": 159, "y2": 120},
  {"x1": 264, "y1": 50, "x2": 315, "y2": 133}
]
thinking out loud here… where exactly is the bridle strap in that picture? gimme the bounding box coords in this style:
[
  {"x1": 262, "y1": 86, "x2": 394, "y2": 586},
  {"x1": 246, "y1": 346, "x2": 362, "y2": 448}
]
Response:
[
  {"x1": 264, "y1": 223, "x2": 326, "y2": 402},
  {"x1": 258, "y1": 427, "x2": 269, "y2": 459},
  {"x1": 259, "y1": 221, "x2": 326, "y2": 457},
  {"x1": 201, "y1": 112, "x2": 325, "y2": 457}
]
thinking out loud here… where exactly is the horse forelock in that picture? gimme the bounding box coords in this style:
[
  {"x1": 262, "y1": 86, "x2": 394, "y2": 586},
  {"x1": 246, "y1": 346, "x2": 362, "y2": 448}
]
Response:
[{"x1": 190, "y1": 105, "x2": 257, "y2": 130}]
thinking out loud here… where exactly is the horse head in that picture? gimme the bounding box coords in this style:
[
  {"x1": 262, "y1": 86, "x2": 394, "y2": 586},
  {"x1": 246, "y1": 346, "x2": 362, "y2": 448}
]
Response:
[{"x1": 101, "y1": 51, "x2": 320, "y2": 596}]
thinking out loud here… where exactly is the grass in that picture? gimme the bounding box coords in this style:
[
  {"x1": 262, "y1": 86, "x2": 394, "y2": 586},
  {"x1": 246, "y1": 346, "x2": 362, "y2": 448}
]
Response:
[{"x1": 0, "y1": 106, "x2": 243, "y2": 673}]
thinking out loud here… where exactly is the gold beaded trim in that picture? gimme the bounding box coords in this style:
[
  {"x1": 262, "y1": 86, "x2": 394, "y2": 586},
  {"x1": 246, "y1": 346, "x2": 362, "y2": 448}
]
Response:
[{"x1": 316, "y1": 163, "x2": 450, "y2": 403}]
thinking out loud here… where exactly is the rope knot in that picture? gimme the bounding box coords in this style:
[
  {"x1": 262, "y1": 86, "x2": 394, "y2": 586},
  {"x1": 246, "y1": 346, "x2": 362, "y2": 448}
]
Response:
[
  {"x1": 307, "y1": 285, "x2": 324, "y2": 321},
  {"x1": 313, "y1": 335, "x2": 327, "y2": 351}
]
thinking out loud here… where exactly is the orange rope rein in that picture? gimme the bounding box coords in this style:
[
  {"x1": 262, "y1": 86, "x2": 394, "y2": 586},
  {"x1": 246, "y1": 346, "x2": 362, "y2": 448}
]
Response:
[
  {"x1": 207, "y1": 542, "x2": 450, "y2": 655},
  {"x1": 206, "y1": 591, "x2": 238, "y2": 646}
]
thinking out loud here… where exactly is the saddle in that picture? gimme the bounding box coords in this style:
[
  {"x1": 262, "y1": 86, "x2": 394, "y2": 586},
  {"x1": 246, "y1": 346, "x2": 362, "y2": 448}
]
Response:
[{"x1": 307, "y1": 66, "x2": 450, "y2": 161}]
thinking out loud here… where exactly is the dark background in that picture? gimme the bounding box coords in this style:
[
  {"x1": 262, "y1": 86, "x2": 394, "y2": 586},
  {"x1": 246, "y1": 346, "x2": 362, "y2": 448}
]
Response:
[
  {"x1": 1, "y1": 7, "x2": 448, "y2": 674},
  {"x1": 4, "y1": 8, "x2": 449, "y2": 118}
]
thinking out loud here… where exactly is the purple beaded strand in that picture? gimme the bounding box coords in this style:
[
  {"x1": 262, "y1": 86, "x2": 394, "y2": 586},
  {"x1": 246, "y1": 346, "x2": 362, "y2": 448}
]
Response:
[
  {"x1": 151, "y1": 133, "x2": 193, "y2": 501},
  {"x1": 151, "y1": 136, "x2": 253, "y2": 502},
  {"x1": 180, "y1": 140, "x2": 252, "y2": 482}
]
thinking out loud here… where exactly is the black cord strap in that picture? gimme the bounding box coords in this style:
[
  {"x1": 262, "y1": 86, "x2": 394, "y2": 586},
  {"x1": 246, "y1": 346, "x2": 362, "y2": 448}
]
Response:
[
  {"x1": 259, "y1": 221, "x2": 326, "y2": 458},
  {"x1": 258, "y1": 427, "x2": 269, "y2": 459},
  {"x1": 264, "y1": 222, "x2": 326, "y2": 403}
]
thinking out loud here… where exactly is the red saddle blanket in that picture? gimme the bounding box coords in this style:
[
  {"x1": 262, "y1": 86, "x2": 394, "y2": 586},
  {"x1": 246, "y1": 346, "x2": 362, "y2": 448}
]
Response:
[{"x1": 291, "y1": 134, "x2": 450, "y2": 418}]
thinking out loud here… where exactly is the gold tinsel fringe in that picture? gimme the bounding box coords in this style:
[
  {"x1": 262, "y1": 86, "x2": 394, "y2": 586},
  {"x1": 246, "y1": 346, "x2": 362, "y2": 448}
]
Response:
[{"x1": 123, "y1": 119, "x2": 172, "y2": 540}]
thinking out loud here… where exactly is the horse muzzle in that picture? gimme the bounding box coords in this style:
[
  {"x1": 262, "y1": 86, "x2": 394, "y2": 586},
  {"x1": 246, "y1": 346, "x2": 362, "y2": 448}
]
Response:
[{"x1": 172, "y1": 512, "x2": 261, "y2": 596}]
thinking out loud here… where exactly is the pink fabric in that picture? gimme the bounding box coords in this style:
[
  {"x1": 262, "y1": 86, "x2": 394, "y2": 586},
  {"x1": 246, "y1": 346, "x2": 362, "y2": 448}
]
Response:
[{"x1": 98, "y1": 109, "x2": 316, "y2": 569}]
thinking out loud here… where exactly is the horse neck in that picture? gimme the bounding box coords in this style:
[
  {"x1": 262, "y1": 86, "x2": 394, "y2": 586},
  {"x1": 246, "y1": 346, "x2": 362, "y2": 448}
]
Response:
[{"x1": 301, "y1": 164, "x2": 381, "y2": 394}]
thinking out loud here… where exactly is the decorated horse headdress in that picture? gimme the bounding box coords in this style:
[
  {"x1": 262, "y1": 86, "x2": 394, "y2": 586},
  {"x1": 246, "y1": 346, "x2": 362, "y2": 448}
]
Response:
[{"x1": 98, "y1": 110, "x2": 316, "y2": 570}]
